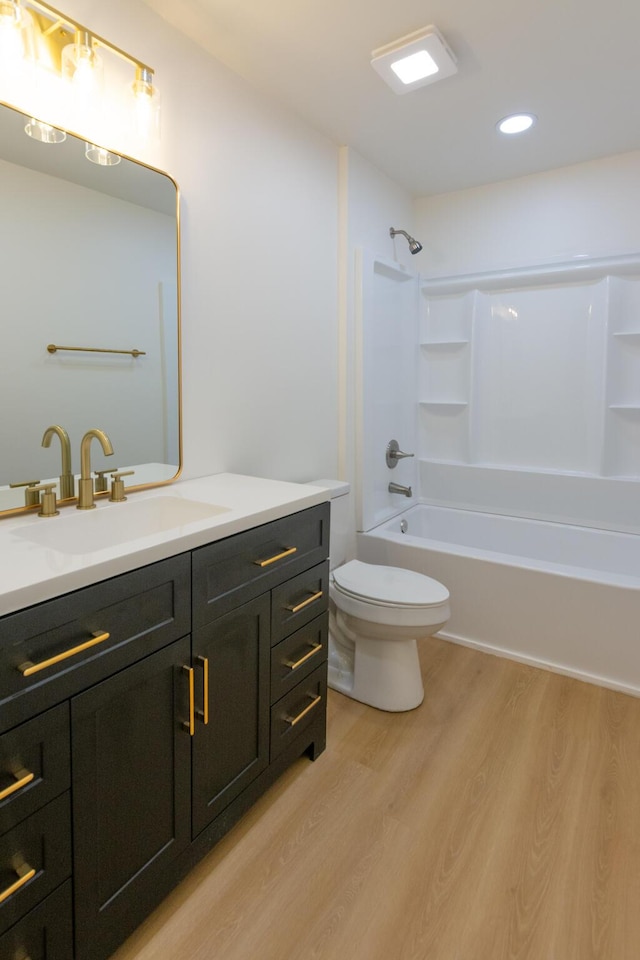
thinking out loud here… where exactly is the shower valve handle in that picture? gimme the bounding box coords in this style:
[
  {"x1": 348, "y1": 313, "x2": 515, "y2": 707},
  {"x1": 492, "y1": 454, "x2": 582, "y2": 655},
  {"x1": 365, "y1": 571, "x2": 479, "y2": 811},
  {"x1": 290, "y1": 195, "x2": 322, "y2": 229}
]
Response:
[{"x1": 386, "y1": 439, "x2": 415, "y2": 469}]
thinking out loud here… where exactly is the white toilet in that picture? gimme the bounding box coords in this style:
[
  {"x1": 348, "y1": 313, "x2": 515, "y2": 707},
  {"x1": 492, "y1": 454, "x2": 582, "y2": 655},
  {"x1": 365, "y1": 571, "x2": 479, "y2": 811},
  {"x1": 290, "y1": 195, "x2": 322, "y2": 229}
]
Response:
[{"x1": 310, "y1": 480, "x2": 451, "y2": 712}]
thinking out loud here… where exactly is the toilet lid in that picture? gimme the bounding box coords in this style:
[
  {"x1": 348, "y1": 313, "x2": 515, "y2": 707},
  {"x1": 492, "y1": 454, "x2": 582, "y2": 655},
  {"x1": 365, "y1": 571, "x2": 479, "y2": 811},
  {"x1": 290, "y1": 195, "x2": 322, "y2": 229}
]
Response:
[{"x1": 332, "y1": 560, "x2": 449, "y2": 607}]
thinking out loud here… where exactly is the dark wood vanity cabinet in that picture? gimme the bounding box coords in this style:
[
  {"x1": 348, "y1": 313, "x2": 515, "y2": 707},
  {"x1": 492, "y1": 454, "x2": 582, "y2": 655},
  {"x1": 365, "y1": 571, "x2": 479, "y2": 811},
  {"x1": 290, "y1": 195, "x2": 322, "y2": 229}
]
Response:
[{"x1": 0, "y1": 501, "x2": 329, "y2": 960}]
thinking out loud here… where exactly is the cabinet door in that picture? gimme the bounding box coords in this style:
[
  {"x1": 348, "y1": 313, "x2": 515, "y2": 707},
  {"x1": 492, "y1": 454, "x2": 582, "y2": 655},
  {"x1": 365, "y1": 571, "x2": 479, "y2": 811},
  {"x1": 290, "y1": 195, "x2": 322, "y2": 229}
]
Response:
[
  {"x1": 192, "y1": 595, "x2": 270, "y2": 838},
  {"x1": 71, "y1": 636, "x2": 192, "y2": 960}
]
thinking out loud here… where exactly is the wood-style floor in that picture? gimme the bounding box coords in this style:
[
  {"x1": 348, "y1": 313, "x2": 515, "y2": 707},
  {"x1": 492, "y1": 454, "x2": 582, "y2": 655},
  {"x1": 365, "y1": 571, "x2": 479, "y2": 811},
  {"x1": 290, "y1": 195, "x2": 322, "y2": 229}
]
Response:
[{"x1": 112, "y1": 637, "x2": 640, "y2": 960}]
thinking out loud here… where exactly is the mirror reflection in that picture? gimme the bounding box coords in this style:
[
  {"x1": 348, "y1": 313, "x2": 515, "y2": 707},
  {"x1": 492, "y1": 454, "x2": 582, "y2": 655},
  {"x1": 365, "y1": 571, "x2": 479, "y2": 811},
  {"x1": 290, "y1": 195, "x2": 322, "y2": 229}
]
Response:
[{"x1": 0, "y1": 101, "x2": 180, "y2": 514}]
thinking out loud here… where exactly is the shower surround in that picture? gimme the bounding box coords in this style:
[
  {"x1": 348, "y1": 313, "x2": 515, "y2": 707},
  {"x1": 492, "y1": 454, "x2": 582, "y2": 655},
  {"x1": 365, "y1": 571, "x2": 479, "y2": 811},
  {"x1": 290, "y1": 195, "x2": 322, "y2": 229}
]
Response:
[{"x1": 356, "y1": 246, "x2": 640, "y2": 693}]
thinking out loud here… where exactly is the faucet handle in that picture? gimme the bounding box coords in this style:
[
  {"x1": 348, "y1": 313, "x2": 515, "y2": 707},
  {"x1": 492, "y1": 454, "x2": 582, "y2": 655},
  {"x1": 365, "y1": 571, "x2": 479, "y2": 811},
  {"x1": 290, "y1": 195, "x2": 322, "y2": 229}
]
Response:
[
  {"x1": 109, "y1": 470, "x2": 135, "y2": 503},
  {"x1": 94, "y1": 469, "x2": 115, "y2": 493},
  {"x1": 32, "y1": 482, "x2": 59, "y2": 518},
  {"x1": 9, "y1": 480, "x2": 41, "y2": 507},
  {"x1": 386, "y1": 439, "x2": 415, "y2": 469}
]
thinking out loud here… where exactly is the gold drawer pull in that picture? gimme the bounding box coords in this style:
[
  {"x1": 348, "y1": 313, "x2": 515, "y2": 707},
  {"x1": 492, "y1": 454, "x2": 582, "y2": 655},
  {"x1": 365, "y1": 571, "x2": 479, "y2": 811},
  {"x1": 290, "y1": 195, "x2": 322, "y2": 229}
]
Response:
[
  {"x1": 0, "y1": 862, "x2": 36, "y2": 905},
  {"x1": 197, "y1": 656, "x2": 209, "y2": 725},
  {"x1": 285, "y1": 643, "x2": 323, "y2": 671},
  {"x1": 19, "y1": 631, "x2": 110, "y2": 677},
  {"x1": 286, "y1": 590, "x2": 323, "y2": 614},
  {"x1": 285, "y1": 693, "x2": 322, "y2": 727},
  {"x1": 254, "y1": 546, "x2": 297, "y2": 567},
  {"x1": 183, "y1": 666, "x2": 195, "y2": 736},
  {"x1": 0, "y1": 769, "x2": 35, "y2": 803}
]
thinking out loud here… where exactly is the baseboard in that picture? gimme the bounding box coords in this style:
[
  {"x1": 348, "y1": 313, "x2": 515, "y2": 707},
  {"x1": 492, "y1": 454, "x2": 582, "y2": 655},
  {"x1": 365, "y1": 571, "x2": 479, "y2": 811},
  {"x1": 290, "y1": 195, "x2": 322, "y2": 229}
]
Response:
[{"x1": 435, "y1": 629, "x2": 640, "y2": 700}]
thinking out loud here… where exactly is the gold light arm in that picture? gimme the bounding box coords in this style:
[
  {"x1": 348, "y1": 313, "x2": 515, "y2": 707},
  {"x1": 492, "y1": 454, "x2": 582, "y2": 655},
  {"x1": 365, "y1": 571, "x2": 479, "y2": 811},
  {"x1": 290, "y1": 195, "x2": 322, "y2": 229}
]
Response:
[
  {"x1": 19, "y1": 631, "x2": 110, "y2": 677},
  {"x1": 25, "y1": 0, "x2": 153, "y2": 74}
]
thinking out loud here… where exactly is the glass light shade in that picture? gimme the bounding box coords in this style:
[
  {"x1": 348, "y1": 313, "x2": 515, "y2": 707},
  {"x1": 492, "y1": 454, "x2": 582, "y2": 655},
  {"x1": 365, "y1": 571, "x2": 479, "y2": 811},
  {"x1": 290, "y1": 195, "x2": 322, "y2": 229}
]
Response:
[
  {"x1": 0, "y1": 0, "x2": 32, "y2": 62},
  {"x1": 0, "y1": 0, "x2": 37, "y2": 108},
  {"x1": 24, "y1": 117, "x2": 66, "y2": 143},
  {"x1": 132, "y1": 68, "x2": 161, "y2": 141},
  {"x1": 61, "y1": 32, "x2": 104, "y2": 101},
  {"x1": 85, "y1": 142, "x2": 121, "y2": 166}
]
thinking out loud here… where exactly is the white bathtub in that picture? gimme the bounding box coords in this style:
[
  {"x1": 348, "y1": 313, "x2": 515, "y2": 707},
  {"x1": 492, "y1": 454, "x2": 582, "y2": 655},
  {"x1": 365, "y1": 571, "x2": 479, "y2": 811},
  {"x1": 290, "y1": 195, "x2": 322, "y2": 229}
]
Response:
[{"x1": 357, "y1": 505, "x2": 640, "y2": 696}]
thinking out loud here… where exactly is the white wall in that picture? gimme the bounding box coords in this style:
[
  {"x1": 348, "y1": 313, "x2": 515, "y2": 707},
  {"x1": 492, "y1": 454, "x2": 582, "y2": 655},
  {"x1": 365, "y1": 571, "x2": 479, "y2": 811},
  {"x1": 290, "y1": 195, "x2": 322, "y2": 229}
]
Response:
[
  {"x1": 338, "y1": 147, "x2": 415, "y2": 549},
  {"x1": 46, "y1": 0, "x2": 339, "y2": 485},
  {"x1": 415, "y1": 149, "x2": 640, "y2": 278}
]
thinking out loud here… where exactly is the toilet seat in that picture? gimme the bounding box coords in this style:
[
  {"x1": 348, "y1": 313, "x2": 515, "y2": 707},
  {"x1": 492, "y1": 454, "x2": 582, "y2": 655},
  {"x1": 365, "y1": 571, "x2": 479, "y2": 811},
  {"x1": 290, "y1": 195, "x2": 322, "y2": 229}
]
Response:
[
  {"x1": 332, "y1": 560, "x2": 449, "y2": 607},
  {"x1": 331, "y1": 560, "x2": 450, "y2": 629}
]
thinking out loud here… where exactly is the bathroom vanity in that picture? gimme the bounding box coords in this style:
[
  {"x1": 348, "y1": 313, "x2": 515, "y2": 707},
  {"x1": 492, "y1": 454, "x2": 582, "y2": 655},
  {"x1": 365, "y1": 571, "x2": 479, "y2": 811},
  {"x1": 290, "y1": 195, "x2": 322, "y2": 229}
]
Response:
[{"x1": 0, "y1": 475, "x2": 330, "y2": 960}]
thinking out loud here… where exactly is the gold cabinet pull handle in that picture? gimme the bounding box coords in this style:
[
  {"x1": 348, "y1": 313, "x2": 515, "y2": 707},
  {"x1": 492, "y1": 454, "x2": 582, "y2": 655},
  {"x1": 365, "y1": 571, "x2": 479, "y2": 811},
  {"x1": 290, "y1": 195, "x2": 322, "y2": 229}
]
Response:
[
  {"x1": 254, "y1": 546, "x2": 297, "y2": 567},
  {"x1": 0, "y1": 769, "x2": 35, "y2": 803},
  {"x1": 286, "y1": 590, "x2": 323, "y2": 614},
  {"x1": 284, "y1": 643, "x2": 323, "y2": 671},
  {"x1": 183, "y1": 666, "x2": 195, "y2": 736},
  {"x1": 285, "y1": 694, "x2": 322, "y2": 727},
  {"x1": 19, "y1": 631, "x2": 110, "y2": 677},
  {"x1": 197, "y1": 656, "x2": 209, "y2": 725},
  {"x1": 0, "y1": 863, "x2": 36, "y2": 905}
]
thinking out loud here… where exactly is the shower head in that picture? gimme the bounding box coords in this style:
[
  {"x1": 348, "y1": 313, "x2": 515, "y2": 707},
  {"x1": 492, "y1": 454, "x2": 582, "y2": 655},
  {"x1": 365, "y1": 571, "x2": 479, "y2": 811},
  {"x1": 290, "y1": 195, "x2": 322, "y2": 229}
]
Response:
[{"x1": 389, "y1": 227, "x2": 423, "y2": 255}]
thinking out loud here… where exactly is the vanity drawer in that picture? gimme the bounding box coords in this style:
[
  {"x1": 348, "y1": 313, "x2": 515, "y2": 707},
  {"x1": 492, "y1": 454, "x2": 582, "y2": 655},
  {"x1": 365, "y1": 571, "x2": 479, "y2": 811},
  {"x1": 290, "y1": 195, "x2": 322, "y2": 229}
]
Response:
[
  {"x1": 270, "y1": 561, "x2": 329, "y2": 645},
  {"x1": 193, "y1": 503, "x2": 330, "y2": 625},
  {"x1": 0, "y1": 704, "x2": 70, "y2": 837},
  {"x1": 0, "y1": 880, "x2": 72, "y2": 960},
  {"x1": 270, "y1": 613, "x2": 328, "y2": 704},
  {"x1": 0, "y1": 793, "x2": 71, "y2": 937},
  {"x1": 270, "y1": 662, "x2": 327, "y2": 760},
  {"x1": 0, "y1": 554, "x2": 190, "y2": 734}
]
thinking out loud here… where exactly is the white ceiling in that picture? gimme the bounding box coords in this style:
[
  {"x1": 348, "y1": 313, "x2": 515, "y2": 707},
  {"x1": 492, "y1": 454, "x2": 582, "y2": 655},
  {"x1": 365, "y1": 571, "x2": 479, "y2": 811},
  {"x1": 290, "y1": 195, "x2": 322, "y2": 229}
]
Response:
[{"x1": 142, "y1": 0, "x2": 640, "y2": 197}]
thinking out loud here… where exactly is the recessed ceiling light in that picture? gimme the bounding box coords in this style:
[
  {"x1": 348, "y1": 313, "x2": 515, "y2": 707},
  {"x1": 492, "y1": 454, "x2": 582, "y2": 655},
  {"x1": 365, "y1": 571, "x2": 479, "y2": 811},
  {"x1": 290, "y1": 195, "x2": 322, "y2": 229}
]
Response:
[
  {"x1": 497, "y1": 113, "x2": 537, "y2": 135},
  {"x1": 371, "y1": 26, "x2": 458, "y2": 95}
]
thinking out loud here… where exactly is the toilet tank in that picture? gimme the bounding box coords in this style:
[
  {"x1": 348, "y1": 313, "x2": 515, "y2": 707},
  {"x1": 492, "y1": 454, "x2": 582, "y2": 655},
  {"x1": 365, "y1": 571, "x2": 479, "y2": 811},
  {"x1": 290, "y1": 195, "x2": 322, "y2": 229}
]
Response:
[{"x1": 307, "y1": 479, "x2": 350, "y2": 570}]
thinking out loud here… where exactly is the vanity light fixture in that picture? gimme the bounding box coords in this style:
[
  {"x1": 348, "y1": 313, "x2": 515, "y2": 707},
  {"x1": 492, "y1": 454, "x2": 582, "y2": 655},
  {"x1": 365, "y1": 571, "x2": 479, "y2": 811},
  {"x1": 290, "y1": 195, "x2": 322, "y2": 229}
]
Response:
[
  {"x1": 0, "y1": 0, "x2": 160, "y2": 146},
  {"x1": 371, "y1": 25, "x2": 458, "y2": 95},
  {"x1": 497, "y1": 113, "x2": 537, "y2": 135}
]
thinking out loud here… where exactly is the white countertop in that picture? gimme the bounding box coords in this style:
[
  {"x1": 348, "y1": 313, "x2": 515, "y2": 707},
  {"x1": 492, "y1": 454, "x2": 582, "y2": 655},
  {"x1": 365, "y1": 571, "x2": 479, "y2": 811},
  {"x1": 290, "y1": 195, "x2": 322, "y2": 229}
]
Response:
[{"x1": 0, "y1": 474, "x2": 329, "y2": 616}]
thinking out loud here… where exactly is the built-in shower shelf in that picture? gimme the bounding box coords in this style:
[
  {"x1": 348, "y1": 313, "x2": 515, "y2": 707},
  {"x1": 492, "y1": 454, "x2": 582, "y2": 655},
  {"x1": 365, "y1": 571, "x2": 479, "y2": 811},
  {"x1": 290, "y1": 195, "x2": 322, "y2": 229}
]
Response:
[
  {"x1": 608, "y1": 404, "x2": 640, "y2": 412},
  {"x1": 420, "y1": 401, "x2": 468, "y2": 411},
  {"x1": 612, "y1": 331, "x2": 640, "y2": 341},
  {"x1": 420, "y1": 339, "x2": 470, "y2": 349}
]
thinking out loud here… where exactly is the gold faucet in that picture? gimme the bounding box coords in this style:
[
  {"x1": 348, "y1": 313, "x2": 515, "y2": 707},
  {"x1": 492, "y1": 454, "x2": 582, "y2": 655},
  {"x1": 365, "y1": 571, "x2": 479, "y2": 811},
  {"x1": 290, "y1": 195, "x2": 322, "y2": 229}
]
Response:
[
  {"x1": 77, "y1": 429, "x2": 114, "y2": 509},
  {"x1": 41, "y1": 425, "x2": 75, "y2": 500}
]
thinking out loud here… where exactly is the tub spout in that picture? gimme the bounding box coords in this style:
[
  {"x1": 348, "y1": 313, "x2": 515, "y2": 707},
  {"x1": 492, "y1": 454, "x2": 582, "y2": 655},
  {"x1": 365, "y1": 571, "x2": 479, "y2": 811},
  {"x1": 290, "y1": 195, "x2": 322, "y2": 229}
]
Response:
[{"x1": 388, "y1": 482, "x2": 412, "y2": 498}]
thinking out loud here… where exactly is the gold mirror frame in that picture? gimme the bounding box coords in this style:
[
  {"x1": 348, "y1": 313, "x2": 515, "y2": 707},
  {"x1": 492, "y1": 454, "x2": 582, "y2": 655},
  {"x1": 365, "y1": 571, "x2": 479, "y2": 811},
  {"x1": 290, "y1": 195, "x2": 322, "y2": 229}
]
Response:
[{"x1": 0, "y1": 100, "x2": 182, "y2": 518}]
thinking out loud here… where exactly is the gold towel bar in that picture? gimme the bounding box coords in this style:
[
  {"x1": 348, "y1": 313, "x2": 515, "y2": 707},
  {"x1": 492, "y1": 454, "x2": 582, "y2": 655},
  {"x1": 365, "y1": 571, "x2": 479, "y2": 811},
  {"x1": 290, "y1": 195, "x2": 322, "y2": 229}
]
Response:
[{"x1": 47, "y1": 344, "x2": 146, "y2": 357}]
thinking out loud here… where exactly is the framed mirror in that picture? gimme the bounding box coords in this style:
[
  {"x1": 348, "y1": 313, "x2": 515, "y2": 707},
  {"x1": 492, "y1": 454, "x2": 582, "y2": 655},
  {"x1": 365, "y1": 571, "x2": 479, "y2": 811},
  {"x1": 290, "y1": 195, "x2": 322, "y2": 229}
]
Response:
[{"x1": 0, "y1": 101, "x2": 181, "y2": 516}]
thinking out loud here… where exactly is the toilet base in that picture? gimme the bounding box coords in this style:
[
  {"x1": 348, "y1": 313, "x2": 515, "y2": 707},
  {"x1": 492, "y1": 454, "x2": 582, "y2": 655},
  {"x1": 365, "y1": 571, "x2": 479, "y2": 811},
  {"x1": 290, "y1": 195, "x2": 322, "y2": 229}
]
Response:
[{"x1": 329, "y1": 609, "x2": 425, "y2": 712}]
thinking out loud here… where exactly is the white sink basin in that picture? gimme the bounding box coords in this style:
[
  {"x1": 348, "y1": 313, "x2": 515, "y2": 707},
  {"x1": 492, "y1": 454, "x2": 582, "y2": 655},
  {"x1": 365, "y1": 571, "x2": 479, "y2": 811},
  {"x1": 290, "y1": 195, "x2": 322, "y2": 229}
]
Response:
[{"x1": 13, "y1": 496, "x2": 230, "y2": 555}]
